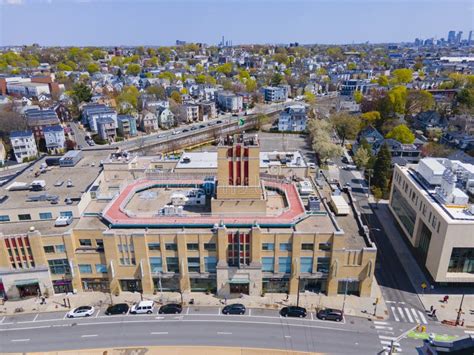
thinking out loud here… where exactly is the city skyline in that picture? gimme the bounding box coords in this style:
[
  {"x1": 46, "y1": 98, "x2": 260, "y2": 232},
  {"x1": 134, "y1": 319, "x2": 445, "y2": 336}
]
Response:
[{"x1": 0, "y1": 0, "x2": 473, "y2": 46}]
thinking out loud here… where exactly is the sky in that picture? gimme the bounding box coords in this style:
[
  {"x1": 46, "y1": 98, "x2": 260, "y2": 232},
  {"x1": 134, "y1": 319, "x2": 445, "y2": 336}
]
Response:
[{"x1": 0, "y1": 0, "x2": 473, "y2": 46}]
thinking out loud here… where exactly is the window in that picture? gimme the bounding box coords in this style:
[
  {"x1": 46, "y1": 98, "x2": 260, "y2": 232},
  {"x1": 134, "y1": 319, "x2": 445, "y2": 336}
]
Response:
[
  {"x1": 317, "y1": 257, "x2": 330, "y2": 274},
  {"x1": 262, "y1": 257, "x2": 274, "y2": 272},
  {"x1": 148, "y1": 243, "x2": 161, "y2": 251},
  {"x1": 149, "y1": 257, "x2": 163, "y2": 273},
  {"x1": 301, "y1": 243, "x2": 314, "y2": 251},
  {"x1": 300, "y1": 257, "x2": 313, "y2": 273},
  {"x1": 44, "y1": 245, "x2": 55, "y2": 253},
  {"x1": 278, "y1": 257, "x2": 291, "y2": 273},
  {"x1": 262, "y1": 243, "x2": 274, "y2": 251},
  {"x1": 318, "y1": 242, "x2": 331, "y2": 251},
  {"x1": 18, "y1": 214, "x2": 31, "y2": 221},
  {"x1": 120, "y1": 257, "x2": 132, "y2": 266},
  {"x1": 166, "y1": 257, "x2": 179, "y2": 273},
  {"x1": 96, "y1": 239, "x2": 104, "y2": 251},
  {"x1": 48, "y1": 259, "x2": 70, "y2": 274},
  {"x1": 187, "y1": 243, "x2": 199, "y2": 251},
  {"x1": 55, "y1": 245, "x2": 65, "y2": 253},
  {"x1": 204, "y1": 243, "x2": 216, "y2": 251},
  {"x1": 0, "y1": 215, "x2": 10, "y2": 222},
  {"x1": 95, "y1": 264, "x2": 107, "y2": 273},
  {"x1": 280, "y1": 243, "x2": 292, "y2": 251},
  {"x1": 60, "y1": 211, "x2": 73, "y2": 217},
  {"x1": 204, "y1": 257, "x2": 217, "y2": 273},
  {"x1": 165, "y1": 243, "x2": 177, "y2": 251},
  {"x1": 227, "y1": 232, "x2": 250, "y2": 267},
  {"x1": 79, "y1": 239, "x2": 92, "y2": 247},
  {"x1": 390, "y1": 187, "x2": 416, "y2": 237},
  {"x1": 78, "y1": 264, "x2": 92, "y2": 274},
  {"x1": 188, "y1": 257, "x2": 200, "y2": 273},
  {"x1": 337, "y1": 280, "x2": 360, "y2": 296},
  {"x1": 39, "y1": 212, "x2": 53, "y2": 220},
  {"x1": 448, "y1": 248, "x2": 474, "y2": 274}
]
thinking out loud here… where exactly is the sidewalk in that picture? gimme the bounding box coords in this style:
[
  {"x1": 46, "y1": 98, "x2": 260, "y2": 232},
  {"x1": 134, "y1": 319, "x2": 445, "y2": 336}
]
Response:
[
  {"x1": 419, "y1": 294, "x2": 474, "y2": 328},
  {"x1": 0, "y1": 281, "x2": 388, "y2": 320}
]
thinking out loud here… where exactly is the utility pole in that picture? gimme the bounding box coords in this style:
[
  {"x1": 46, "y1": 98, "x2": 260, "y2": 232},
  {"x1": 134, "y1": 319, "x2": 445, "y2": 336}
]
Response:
[
  {"x1": 366, "y1": 169, "x2": 373, "y2": 197},
  {"x1": 456, "y1": 293, "x2": 465, "y2": 326},
  {"x1": 296, "y1": 277, "x2": 301, "y2": 307},
  {"x1": 342, "y1": 280, "x2": 349, "y2": 314}
]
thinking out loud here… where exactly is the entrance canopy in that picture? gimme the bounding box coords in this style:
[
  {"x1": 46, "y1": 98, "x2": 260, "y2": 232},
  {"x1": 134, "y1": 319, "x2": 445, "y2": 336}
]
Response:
[
  {"x1": 228, "y1": 275, "x2": 249, "y2": 284},
  {"x1": 14, "y1": 279, "x2": 39, "y2": 286}
]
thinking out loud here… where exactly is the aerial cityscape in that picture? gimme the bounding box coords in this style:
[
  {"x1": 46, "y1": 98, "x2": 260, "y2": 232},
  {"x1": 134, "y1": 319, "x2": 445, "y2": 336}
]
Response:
[{"x1": 0, "y1": 1, "x2": 473, "y2": 354}]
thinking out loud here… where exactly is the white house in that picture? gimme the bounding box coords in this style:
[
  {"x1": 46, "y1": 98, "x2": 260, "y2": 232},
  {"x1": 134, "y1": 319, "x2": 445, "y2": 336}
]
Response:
[
  {"x1": 10, "y1": 130, "x2": 38, "y2": 163},
  {"x1": 43, "y1": 125, "x2": 66, "y2": 153},
  {"x1": 278, "y1": 104, "x2": 308, "y2": 132}
]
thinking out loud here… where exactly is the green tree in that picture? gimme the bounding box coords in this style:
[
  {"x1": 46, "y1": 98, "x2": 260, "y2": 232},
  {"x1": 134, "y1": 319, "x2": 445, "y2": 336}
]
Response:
[
  {"x1": 158, "y1": 71, "x2": 175, "y2": 82},
  {"x1": 386, "y1": 124, "x2": 415, "y2": 144},
  {"x1": 238, "y1": 69, "x2": 251, "y2": 82},
  {"x1": 57, "y1": 63, "x2": 73, "y2": 71},
  {"x1": 372, "y1": 143, "x2": 392, "y2": 194},
  {"x1": 195, "y1": 74, "x2": 206, "y2": 84},
  {"x1": 117, "y1": 86, "x2": 140, "y2": 112},
  {"x1": 326, "y1": 47, "x2": 344, "y2": 60},
  {"x1": 406, "y1": 90, "x2": 435, "y2": 114},
  {"x1": 304, "y1": 92, "x2": 316, "y2": 105},
  {"x1": 372, "y1": 186, "x2": 383, "y2": 206},
  {"x1": 270, "y1": 73, "x2": 283, "y2": 86},
  {"x1": 457, "y1": 88, "x2": 474, "y2": 109},
  {"x1": 353, "y1": 90, "x2": 363, "y2": 104},
  {"x1": 216, "y1": 63, "x2": 233, "y2": 76},
  {"x1": 360, "y1": 111, "x2": 381, "y2": 128},
  {"x1": 353, "y1": 146, "x2": 370, "y2": 169},
  {"x1": 91, "y1": 49, "x2": 105, "y2": 60},
  {"x1": 170, "y1": 91, "x2": 182, "y2": 104},
  {"x1": 308, "y1": 119, "x2": 343, "y2": 163},
  {"x1": 392, "y1": 68, "x2": 413, "y2": 84},
  {"x1": 330, "y1": 113, "x2": 361, "y2": 146},
  {"x1": 87, "y1": 62, "x2": 100, "y2": 74},
  {"x1": 245, "y1": 79, "x2": 257, "y2": 92},
  {"x1": 146, "y1": 85, "x2": 166, "y2": 100},
  {"x1": 71, "y1": 82, "x2": 92, "y2": 103},
  {"x1": 388, "y1": 86, "x2": 407, "y2": 114},
  {"x1": 126, "y1": 63, "x2": 141, "y2": 76},
  {"x1": 378, "y1": 75, "x2": 389, "y2": 87}
]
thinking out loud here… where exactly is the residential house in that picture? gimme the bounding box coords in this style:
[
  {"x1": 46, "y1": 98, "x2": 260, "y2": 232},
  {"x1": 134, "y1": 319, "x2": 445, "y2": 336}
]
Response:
[
  {"x1": 139, "y1": 110, "x2": 158, "y2": 133},
  {"x1": 216, "y1": 91, "x2": 243, "y2": 113},
  {"x1": 10, "y1": 130, "x2": 38, "y2": 163},
  {"x1": 97, "y1": 117, "x2": 117, "y2": 142},
  {"x1": 413, "y1": 110, "x2": 448, "y2": 131},
  {"x1": 198, "y1": 101, "x2": 217, "y2": 121},
  {"x1": 117, "y1": 115, "x2": 138, "y2": 138},
  {"x1": 373, "y1": 139, "x2": 422, "y2": 165},
  {"x1": 43, "y1": 125, "x2": 66, "y2": 153},
  {"x1": 81, "y1": 104, "x2": 117, "y2": 133},
  {"x1": 278, "y1": 104, "x2": 307, "y2": 132},
  {"x1": 182, "y1": 104, "x2": 199, "y2": 123},
  {"x1": 25, "y1": 108, "x2": 61, "y2": 141},
  {"x1": 157, "y1": 107, "x2": 175, "y2": 129},
  {"x1": 357, "y1": 125, "x2": 384, "y2": 145},
  {"x1": 441, "y1": 132, "x2": 474, "y2": 152},
  {"x1": 262, "y1": 86, "x2": 288, "y2": 102}
]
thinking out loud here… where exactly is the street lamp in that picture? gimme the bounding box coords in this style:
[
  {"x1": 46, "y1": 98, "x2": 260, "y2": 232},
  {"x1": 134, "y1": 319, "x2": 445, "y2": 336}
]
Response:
[
  {"x1": 456, "y1": 293, "x2": 465, "y2": 326},
  {"x1": 296, "y1": 277, "x2": 302, "y2": 307}
]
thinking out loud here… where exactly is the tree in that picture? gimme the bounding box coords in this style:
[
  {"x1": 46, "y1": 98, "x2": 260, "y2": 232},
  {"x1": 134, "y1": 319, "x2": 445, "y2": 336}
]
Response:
[
  {"x1": 245, "y1": 79, "x2": 257, "y2": 93},
  {"x1": 304, "y1": 92, "x2": 316, "y2": 105},
  {"x1": 372, "y1": 143, "x2": 392, "y2": 194},
  {"x1": 216, "y1": 63, "x2": 233, "y2": 76},
  {"x1": 377, "y1": 75, "x2": 389, "y2": 87},
  {"x1": 158, "y1": 71, "x2": 175, "y2": 82},
  {"x1": 372, "y1": 187, "x2": 383, "y2": 207},
  {"x1": 406, "y1": 90, "x2": 435, "y2": 114},
  {"x1": 386, "y1": 124, "x2": 415, "y2": 144},
  {"x1": 57, "y1": 63, "x2": 73, "y2": 71},
  {"x1": 330, "y1": 113, "x2": 361, "y2": 146},
  {"x1": 86, "y1": 62, "x2": 100, "y2": 74},
  {"x1": 71, "y1": 82, "x2": 92, "y2": 103},
  {"x1": 270, "y1": 73, "x2": 283, "y2": 86},
  {"x1": 457, "y1": 88, "x2": 474, "y2": 109},
  {"x1": 353, "y1": 146, "x2": 370, "y2": 169},
  {"x1": 126, "y1": 63, "x2": 141, "y2": 76},
  {"x1": 392, "y1": 68, "x2": 413, "y2": 84},
  {"x1": 117, "y1": 86, "x2": 140, "y2": 112},
  {"x1": 91, "y1": 49, "x2": 105, "y2": 61},
  {"x1": 360, "y1": 111, "x2": 381, "y2": 128},
  {"x1": 65, "y1": 139, "x2": 77, "y2": 151},
  {"x1": 307, "y1": 119, "x2": 343, "y2": 163},
  {"x1": 421, "y1": 142, "x2": 453, "y2": 158},
  {"x1": 170, "y1": 91, "x2": 182, "y2": 104},
  {"x1": 388, "y1": 86, "x2": 407, "y2": 114},
  {"x1": 353, "y1": 90, "x2": 363, "y2": 104},
  {"x1": 146, "y1": 85, "x2": 166, "y2": 100}
]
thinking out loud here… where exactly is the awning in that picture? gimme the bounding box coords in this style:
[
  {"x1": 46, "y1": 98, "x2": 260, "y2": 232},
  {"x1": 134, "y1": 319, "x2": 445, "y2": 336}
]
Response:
[
  {"x1": 228, "y1": 275, "x2": 250, "y2": 284},
  {"x1": 14, "y1": 279, "x2": 39, "y2": 286}
]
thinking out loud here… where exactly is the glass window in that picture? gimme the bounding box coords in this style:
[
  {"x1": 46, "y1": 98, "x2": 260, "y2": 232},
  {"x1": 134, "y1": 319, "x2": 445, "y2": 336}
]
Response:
[
  {"x1": 39, "y1": 212, "x2": 53, "y2": 220},
  {"x1": 278, "y1": 257, "x2": 291, "y2": 273},
  {"x1": 165, "y1": 243, "x2": 177, "y2": 251},
  {"x1": 204, "y1": 243, "x2": 216, "y2": 251},
  {"x1": 96, "y1": 239, "x2": 104, "y2": 251},
  {"x1": 48, "y1": 259, "x2": 70, "y2": 274},
  {"x1": 0, "y1": 215, "x2": 10, "y2": 222},
  {"x1": 262, "y1": 243, "x2": 274, "y2": 251},
  {"x1": 79, "y1": 239, "x2": 92, "y2": 247},
  {"x1": 95, "y1": 264, "x2": 107, "y2": 273},
  {"x1": 188, "y1": 257, "x2": 200, "y2": 273},
  {"x1": 149, "y1": 257, "x2": 163, "y2": 273},
  {"x1": 262, "y1": 257, "x2": 274, "y2": 272},
  {"x1": 448, "y1": 248, "x2": 474, "y2": 274},
  {"x1": 301, "y1": 243, "x2": 314, "y2": 251},
  {"x1": 166, "y1": 257, "x2": 179, "y2": 273},
  {"x1": 44, "y1": 245, "x2": 55, "y2": 253},
  {"x1": 318, "y1": 242, "x2": 331, "y2": 251},
  {"x1": 337, "y1": 280, "x2": 360, "y2": 296},
  {"x1": 317, "y1": 257, "x2": 330, "y2": 274},
  {"x1": 18, "y1": 214, "x2": 31, "y2": 221},
  {"x1": 148, "y1": 243, "x2": 161, "y2": 251},
  {"x1": 187, "y1": 243, "x2": 199, "y2": 251},
  {"x1": 390, "y1": 186, "x2": 416, "y2": 237},
  {"x1": 79, "y1": 264, "x2": 92, "y2": 274},
  {"x1": 279, "y1": 243, "x2": 292, "y2": 251},
  {"x1": 60, "y1": 211, "x2": 73, "y2": 217},
  {"x1": 204, "y1": 256, "x2": 217, "y2": 273},
  {"x1": 55, "y1": 245, "x2": 65, "y2": 253},
  {"x1": 300, "y1": 257, "x2": 313, "y2": 273}
]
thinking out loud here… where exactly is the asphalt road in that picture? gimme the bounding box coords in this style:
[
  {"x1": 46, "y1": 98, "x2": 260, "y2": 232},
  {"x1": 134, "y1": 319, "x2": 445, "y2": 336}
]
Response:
[{"x1": 0, "y1": 306, "x2": 414, "y2": 354}]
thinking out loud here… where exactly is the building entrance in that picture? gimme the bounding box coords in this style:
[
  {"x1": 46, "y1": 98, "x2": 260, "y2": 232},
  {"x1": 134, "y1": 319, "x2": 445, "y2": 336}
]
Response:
[{"x1": 229, "y1": 283, "x2": 249, "y2": 295}]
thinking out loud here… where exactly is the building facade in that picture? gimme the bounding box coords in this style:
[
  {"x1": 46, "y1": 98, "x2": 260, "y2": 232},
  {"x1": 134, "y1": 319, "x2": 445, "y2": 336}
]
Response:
[
  {"x1": 278, "y1": 105, "x2": 307, "y2": 132},
  {"x1": 9, "y1": 130, "x2": 38, "y2": 163},
  {"x1": 43, "y1": 125, "x2": 66, "y2": 153}
]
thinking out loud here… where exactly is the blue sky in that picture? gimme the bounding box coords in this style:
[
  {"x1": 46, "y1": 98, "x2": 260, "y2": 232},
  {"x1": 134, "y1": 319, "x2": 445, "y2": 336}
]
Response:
[{"x1": 0, "y1": 0, "x2": 473, "y2": 46}]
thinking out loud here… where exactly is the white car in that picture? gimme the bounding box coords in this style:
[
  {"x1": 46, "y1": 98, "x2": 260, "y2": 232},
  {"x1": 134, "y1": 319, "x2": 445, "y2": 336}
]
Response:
[{"x1": 66, "y1": 306, "x2": 95, "y2": 318}]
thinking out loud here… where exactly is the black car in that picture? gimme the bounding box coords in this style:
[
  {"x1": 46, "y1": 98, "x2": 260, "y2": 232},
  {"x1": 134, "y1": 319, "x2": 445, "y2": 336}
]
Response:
[
  {"x1": 105, "y1": 303, "x2": 129, "y2": 315},
  {"x1": 280, "y1": 306, "x2": 307, "y2": 318},
  {"x1": 222, "y1": 303, "x2": 246, "y2": 315},
  {"x1": 158, "y1": 303, "x2": 182, "y2": 314},
  {"x1": 216, "y1": 120, "x2": 222, "y2": 124},
  {"x1": 182, "y1": 129, "x2": 189, "y2": 133},
  {"x1": 190, "y1": 126, "x2": 198, "y2": 131},
  {"x1": 316, "y1": 308, "x2": 343, "y2": 322}
]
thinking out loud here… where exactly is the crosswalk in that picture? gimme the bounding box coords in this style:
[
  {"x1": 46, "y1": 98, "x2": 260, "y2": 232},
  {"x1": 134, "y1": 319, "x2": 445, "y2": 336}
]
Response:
[
  {"x1": 374, "y1": 321, "x2": 403, "y2": 353},
  {"x1": 388, "y1": 304, "x2": 427, "y2": 324}
]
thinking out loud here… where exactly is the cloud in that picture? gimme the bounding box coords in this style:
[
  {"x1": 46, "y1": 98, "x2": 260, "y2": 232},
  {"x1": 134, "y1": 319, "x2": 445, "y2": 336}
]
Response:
[{"x1": 1, "y1": 0, "x2": 25, "y2": 5}]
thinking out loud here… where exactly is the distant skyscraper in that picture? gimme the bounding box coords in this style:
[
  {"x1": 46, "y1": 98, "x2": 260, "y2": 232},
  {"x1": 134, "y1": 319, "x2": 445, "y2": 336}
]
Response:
[
  {"x1": 469, "y1": 31, "x2": 473, "y2": 45},
  {"x1": 456, "y1": 31, "x2": 463, "y2": 44},
  {"x1": 448, "y1": 30, "x2": 456, "y2": 44}
]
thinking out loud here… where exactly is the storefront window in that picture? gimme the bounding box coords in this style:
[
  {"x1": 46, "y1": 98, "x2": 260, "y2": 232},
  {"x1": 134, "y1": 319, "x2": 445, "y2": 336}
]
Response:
[
  {"x1": 448, "y1": 248, "x2": 474, "y2": 274},
  {"x1": 204, "y1": 257, "x2": 217, "y2": 273},
  {"x1": 390, "y1": 186, "x2": 416, "y2": 237},
  {"x1": 48, "y1": 259, "x2": 71, "y2": 275},
  {"x1": 263, "y1": 277, "x2": 289, "y2": 293},
  {"x1": 190, "y1": 278, "x2": 216, "y2": 292}
]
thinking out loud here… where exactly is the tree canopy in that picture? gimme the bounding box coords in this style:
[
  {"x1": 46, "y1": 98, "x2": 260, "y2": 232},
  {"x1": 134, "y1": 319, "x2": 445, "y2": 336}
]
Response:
[{"x1": 386, "y1": 124, "x2": 415, "y2": 144}]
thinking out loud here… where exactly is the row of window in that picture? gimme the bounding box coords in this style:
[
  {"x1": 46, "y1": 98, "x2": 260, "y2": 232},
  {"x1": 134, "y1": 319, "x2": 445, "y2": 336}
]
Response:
[
  {"x1": 0, "y1": 211, "x2": 73, "y2": 222},
  {"x1": 78, "y1": 264, "x2": 108, "y2": 274},
  {"x1": 44, "y1": 245, "x2": 66, "y2": 254},
  {"x1": 262, "y1": 256, "x2": 330, "y2": 273},
  {"x1": 149, "y1": 256, "x2": 217, "y2": 274},
  {"x1": 262, "y1": 242, "x2": 331, "y2": 252},
  {"x1": 148, "y1": 243, "x2": 216, "y2": 252}
]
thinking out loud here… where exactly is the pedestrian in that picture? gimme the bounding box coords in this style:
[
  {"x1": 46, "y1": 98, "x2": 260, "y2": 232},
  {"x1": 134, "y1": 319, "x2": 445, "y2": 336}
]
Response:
[
  {"x1": 430, "y1": 305, "x2": 434, "y2": 313},
  {"x1": 285, "y1": 293, "x2": 289, "y2": 301},
  {"x1": 224, "y1": 296, "x2": 227, "y2": 305},
  {"x1": 431, "y1": 309, "x2": 436, "y2": 317},
  {"x1": 40, "y1": 296, "x2": 46, "y2": 305},
  {"x1": 443, "y1": 295, "x2": 449, "y2": 303}
]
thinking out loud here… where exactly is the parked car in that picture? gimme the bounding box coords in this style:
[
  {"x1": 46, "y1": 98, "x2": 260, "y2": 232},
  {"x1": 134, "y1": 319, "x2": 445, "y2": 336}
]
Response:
[
  {"x1": 130, "y1": 300, "x2": 154, "y2": 314},
  {"x1": 105, "y1": 303, "x2": 129, "y2": 315},
  {"x1": 66, "y1": 306, "x2": 95, "y2": 318},
  {"x1": 222, "y1": 303, "x2": 246, "y2": 315},
  {"x1": 158, "y1": 303, "x2": 182, "y2": 314},
  {"x1": 216, "y1": 120, "x2": 222, "y2": 124},
  {"x1": 199, "y1": 124, "x2": 206, "y2": 129},
  {"x1": 190, "y1": 126, "x2": 198, "y2": 131},
  {"x1": 280, "y1": 306, "x2": 307, "y2": 318},
  {"x1": 316, "y1": 308, "x2": 343, "y2": 322}
]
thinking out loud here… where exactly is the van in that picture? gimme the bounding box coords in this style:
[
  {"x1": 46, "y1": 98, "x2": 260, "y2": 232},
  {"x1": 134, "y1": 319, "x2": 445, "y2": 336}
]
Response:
[
  {"x1": 130, "y1": 300, "x2": 154, "y2": 314},
  {"x1": 54, "y1": 215, "x2": 73, "y2": 227}
]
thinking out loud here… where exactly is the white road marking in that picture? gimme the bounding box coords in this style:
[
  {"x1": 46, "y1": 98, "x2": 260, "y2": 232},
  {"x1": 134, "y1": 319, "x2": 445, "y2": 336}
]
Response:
[
  {"x1": 186, "y1": 307, "x2": 190, "y2": 315},
  {"x1": 465, "y1": 330, "x2": 474, "y2": 334},
  {"x1": 33, "y1": 314, "x2": 39, "y2": 322},
  {"x1": 385, "y1": 301, "x2": 396, "y2": 304},
  {"x1": 63, "y1": 313, "x2": 68, "y2": 320},
  {"x1": 391, "y1": 307, "x2": 400, "y2": 322},
  {"x1": 398, "y1": 302, "x2": 406, "y2": 305},
  {"x1": 218, "y1": 308, "x2": 221, "y2": 315},
  {"x1": 155, "y1": 316, "x2": 165, "y2": 320},
  {"x1": 248, "y1": 309, "x2": 251, "y2": 316},
  {"x1": 0, "y1": 325, "x2": 50, "y2": 331},
  {"x1": 381, "y1": 340, "x2": 400, "y2": 346},
  {"x1": 81, "y1": 334, "x2": 98, "y2": 338},
  {"x1": 150, "y1": 332, "x2": 168, "y2": 335},
  {"x1": 11, "y1": 339, "x2": 30, "y2": 342},
  {"x1": 418, "y1": 311, "x2": 428, "y2": 324},
  {"x1": 95, "y1": 310, "x2": 100, "y2": 318},
  {"x1": 397, "y1": 307, "x2": 407, "y2": 322},
  {"x1": 217, "y1": 332, "x2": 232, "y2": 335},
  {"x1": 411, "y1": 308, "x2": 420, "y2": 324},
  {"x1": 404, "y1": 308, "x2": 414, "y2": 323},
  {"x1": 375, "y1": 325, "x2": 393, "y2": 330},
  {"x1": 374, "y1": 321, "x2": 389, "y2": 325},
  {"x1": 0, "y1": 317, "x2": 5, "y2": 324},
  {"x1": 284, "y1": 335, "x2": 291, "y2": 338},
  {"x1": 378, "y1": 335, "x2": 396, "y2": 340},
  {"x1": 310, "y1": 313, "x2": 314, "y2": 320}
]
